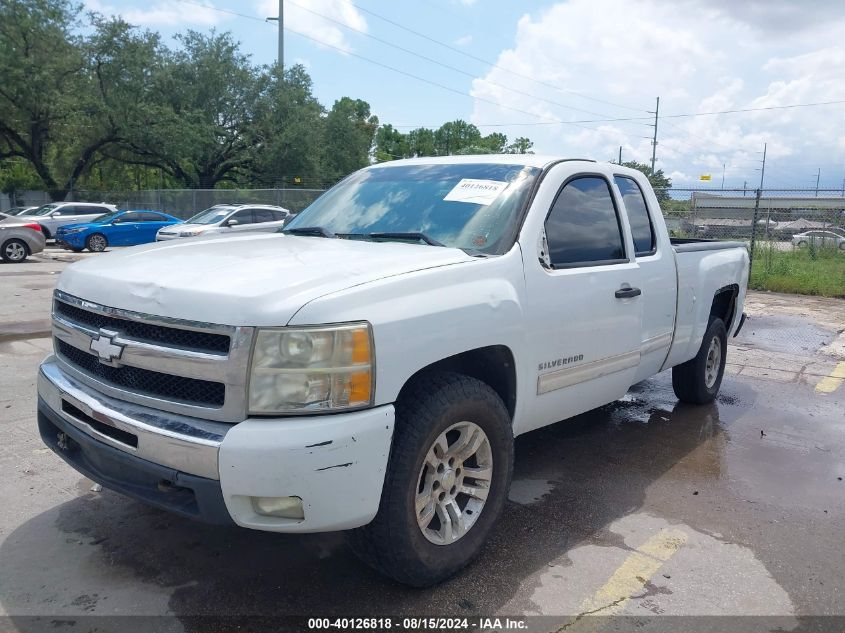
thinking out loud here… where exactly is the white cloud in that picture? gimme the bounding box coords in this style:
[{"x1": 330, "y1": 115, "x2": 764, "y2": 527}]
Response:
[
  {"x1": 256, "y1": 0, "x2": 367, "y2": 51},
  {"x1": 85, "y1": 0, "x2": 221, "y2": 27},
  {"x1": 469, "y1": 0, "x2": 845, "y2": 187},
  {"x1": 455, "y1": 34, "x2": 473, "y2": 46}
]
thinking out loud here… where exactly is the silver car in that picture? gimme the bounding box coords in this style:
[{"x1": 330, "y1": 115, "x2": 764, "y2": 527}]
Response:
[
  {"x1": 791, "y1": 230, "x2": 845, "y2": 250},
  {"x1": 0, "y1": 213, "x2": 47, "y2": 262},
  {"x1": 20, "y1": 202, "x2": 118, "y2": 239},
  {"x1": 155, "y1": 204, "x2": 290, "y2": 241}
]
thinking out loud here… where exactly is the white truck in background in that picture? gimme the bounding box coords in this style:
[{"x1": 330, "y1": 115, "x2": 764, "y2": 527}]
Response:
[{"x1": 38, "y1": 156, "x2": 748, "y2": 586}]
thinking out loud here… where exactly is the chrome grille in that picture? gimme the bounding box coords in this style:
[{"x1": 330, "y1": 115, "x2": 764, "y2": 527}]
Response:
[
  {"x1": 54, "y1": 300, "x2": 231, "y2": 354},
  {"x1": 51, "y1": 290, "x2": 253, "y2": 423},
  {"x1": 57, "y1": 340, "x2": 225, "y2": 407}
]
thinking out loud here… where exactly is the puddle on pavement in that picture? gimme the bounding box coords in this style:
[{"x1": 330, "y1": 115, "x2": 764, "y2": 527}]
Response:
[
  {"x1": 734, "y1": 314, "x2": 836, "y2": 356},
  {"x1": 509, "y1": 479, "x2": 555, "y2": 504}
]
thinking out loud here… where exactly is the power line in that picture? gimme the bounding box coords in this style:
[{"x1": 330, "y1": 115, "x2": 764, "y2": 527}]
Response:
[
  {"x1": 346, "y1": 1, "x2": 648, "y2": 113},
  {"x1": 170, "y1": 0, "x2": 608, "y2": 133},
  {"x1": 285, "y1": 0, "x2": 637, "y2": 122}
]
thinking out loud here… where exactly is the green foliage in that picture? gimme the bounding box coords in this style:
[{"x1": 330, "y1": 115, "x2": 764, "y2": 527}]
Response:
[
  {"x1": 0, "y1": 3, "x2": 536, "y2": 197},
  {"x1": 617, "y1": 160, "x2": 672, "y2": 202},
  {"x1": 373, "y1": 120, "x2": 528, "y2": 160},
  {"x1": 750, "y1": 242, "x2": 845, "y2": 298}
]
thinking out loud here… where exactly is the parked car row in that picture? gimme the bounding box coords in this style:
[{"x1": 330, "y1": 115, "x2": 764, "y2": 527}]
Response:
[{"x1": 0, "y1": 202, "x2": 292, "y2": 261}]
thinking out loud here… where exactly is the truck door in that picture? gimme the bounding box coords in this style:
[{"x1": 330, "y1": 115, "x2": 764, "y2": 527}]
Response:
[
  {"x1": 613, "y1": 174, "x2": 676, "y2": 382},
  {"x1": 520, "y1": 171, "x2": 643, "y2": 433}
]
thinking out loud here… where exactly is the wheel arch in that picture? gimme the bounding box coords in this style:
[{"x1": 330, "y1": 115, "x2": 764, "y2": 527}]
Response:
[
  {"x1": 710, "y1": 284, "x2": 739, "y2": 331},
  {"x1": 396, "y1": 345, "x2": 517, "y2": 421}
]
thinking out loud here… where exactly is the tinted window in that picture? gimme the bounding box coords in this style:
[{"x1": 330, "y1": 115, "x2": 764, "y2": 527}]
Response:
[
  {"x1": 231, "y1": 209, "x2": 255, "y2": 225},
  {"x1": 544, "y1": 177, "x2": 625, "y2": 266},
  {"x1": 253, "y1": 209, "x2": 277, "y2": 223},
  {"x1": 139, "y1": 212, "x2": 165, "y2": 222},
  {"x1": 274, "y1": 210, "x2": 288, "y2": 221},
  {"x1": 614, "y1": 176, "x2": 655, "y2": 255},
  {"x1": 116, "y1": 213, "x2": 141, "y2": 223}
]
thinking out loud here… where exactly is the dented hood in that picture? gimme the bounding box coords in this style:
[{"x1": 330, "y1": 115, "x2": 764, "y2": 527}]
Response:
[{"x1": 56, "y1": 232, "x2": 473, "y2": 326}]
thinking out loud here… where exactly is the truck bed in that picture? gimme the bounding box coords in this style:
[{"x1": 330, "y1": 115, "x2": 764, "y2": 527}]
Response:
[{"x1": 670, "y1": 238, "x2": 747, "y2": 253}]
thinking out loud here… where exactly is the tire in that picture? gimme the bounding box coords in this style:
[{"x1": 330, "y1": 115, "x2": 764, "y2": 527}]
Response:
[
  {"x1": 672, "y1": 318, "x2": 727, "y2": 404},
  {"x1": 347, "y1": 371, "x2": 513, "y2": 587},
  {"x1": 86, "y1": 233, "x2": 108, "y2": 252},
  {"x1": 839, "y1": 242, "x2": 845, "y2": 251},
  {"x1": 796, "y1": 241, "x2": 807, "y2": 248},
  {"x1": 1, "y1": 238, "x2": 29, "y2": 263}
]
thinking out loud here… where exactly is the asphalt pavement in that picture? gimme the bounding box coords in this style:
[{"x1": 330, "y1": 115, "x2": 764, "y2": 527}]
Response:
[{"x1": 1, "y1": 252, "x2": 844, "y2": 632}]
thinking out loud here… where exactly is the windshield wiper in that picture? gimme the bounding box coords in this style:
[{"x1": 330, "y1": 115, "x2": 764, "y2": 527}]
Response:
[
  {"x1": 367, "y1": 232, "x2": 445, "y2": 247},
  {"x1": 283, "y1": 226, "x2": 337, "y2": 238}
]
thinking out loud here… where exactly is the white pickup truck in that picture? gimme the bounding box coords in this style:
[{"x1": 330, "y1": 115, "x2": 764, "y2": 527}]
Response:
[{"x1": 38, "y1": 156, "x2": 748, "y2": 586}]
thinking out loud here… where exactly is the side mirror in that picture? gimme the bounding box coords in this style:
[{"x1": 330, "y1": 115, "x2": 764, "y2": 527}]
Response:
[
  {"x1": 225, "y1": 219, "x2": 239, "y2": 227},
  {"x1": 50, "y1": 211, "x2": 60, "y2": 217}
]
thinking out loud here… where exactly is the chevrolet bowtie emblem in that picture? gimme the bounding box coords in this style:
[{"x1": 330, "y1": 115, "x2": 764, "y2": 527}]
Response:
[{"x1": 89, "y1": 329, "x2": 124, "y2": 365}]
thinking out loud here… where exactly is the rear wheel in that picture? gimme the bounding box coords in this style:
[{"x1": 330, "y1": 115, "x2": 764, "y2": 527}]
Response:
[
  {"x1": 86, "y1": 233, "x2": 107, "y2": 252},
  {"x1": 796, "y1": 241, "x2": 808, "y2": 248},
  {"x1": 672, "y1": 318, "x2": 727, "y2": 404},
  {"x1": 347, "y1": 371, "x2": 513, "y2": 587},
  {"x1": 1, "y1": 238, "x2": 29, "y2": 263}
]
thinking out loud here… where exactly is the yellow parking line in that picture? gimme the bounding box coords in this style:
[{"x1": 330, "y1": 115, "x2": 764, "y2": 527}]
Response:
[
  {"x1": 567, "y1": 528, "x2": 687, "y2": 627},
  {"x1": 815, "y1": 362, "x2": 845, "y2": 394}
]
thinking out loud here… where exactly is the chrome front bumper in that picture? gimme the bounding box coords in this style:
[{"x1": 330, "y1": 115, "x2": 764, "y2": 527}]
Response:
[{"x1": 38, "y1": 358, "x2": 227, "y2": 480}]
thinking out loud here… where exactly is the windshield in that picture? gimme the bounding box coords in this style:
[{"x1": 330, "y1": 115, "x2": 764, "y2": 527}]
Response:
[
  {"x1": 285, "y1": 163, "x2": 541, "y2": 253},
  {"x1": 186, "y1": 206, "x2": 234, "y2": 225},
  {"x1": 93, "y1": 211, "x2": 122, "y2": 223},
  {"x1": 29, "y1": 204, "x2": 59, "y2": 216}
]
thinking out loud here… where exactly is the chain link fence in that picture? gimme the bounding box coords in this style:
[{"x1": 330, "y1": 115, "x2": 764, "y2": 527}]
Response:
[
  {"x1": 660, "y1": 188, "x2": 845, "y2": 297},
  {"x1": 21, "y1": 183, "x2": 845, "y2": 297},
  {"x1": 65, "y1": 187, "x2": 327, "y2": 219}
]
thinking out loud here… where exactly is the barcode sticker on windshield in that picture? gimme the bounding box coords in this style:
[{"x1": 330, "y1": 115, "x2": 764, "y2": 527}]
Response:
[{"x1": 443, "y1": 179, "x2": 509, "y2": 205}]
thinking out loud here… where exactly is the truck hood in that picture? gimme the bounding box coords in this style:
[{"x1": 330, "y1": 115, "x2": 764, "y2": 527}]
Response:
[{"x1": 56, "y1": 233, "x2": 475, "y2": 325}]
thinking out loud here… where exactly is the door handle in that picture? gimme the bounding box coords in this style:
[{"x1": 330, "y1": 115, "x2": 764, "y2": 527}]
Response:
[{"x1": 615, "y1": 287, "x2": 641, "y2": 299}]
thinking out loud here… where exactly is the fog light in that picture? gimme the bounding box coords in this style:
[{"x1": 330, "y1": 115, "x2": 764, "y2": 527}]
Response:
[{"x1": 251, "y1": 496, "x2": 304, "y2": 520}]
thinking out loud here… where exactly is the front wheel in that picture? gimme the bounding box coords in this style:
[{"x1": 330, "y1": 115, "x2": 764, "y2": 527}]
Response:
[
  {"x1": 672, "y1": 318, "x2": 727, "y2": 404},
  {"x1": 347, "y1": 372, "x2": 513, "y2": 587},
  {"x1": 86, "y1": 233, "x2": 108, "y2": 252}
]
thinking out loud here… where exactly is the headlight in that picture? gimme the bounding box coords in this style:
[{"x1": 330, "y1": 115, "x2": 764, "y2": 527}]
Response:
[
  {"x1": 179, "y1": 230, "x2": 199, "y2": 237},
  {"x1": 248, "y1": 323, "x2": 374, "y2": 414},
  {"x1": 63, "y1": 227, "x2": 85, "y2": 234}
]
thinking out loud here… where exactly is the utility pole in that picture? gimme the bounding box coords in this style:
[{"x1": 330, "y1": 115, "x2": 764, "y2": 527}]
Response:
[
  {"x1": 650, "y1": 97, "x2": 659, "y2": 176},
  {"x1": 815, "y1": 168, "x2": 820, "y2": 197},
  {"x1": 721, "y1": 163, "x2": 725, "y2": 189},
  {"x1": 266, "y1": 0, "x2": 284, "y2": 71},
  {"x1": 618, "y1": 146, "x2": 622, "y2": 164},
  {"x1": 759, "y1": 142, "x2": 767, "y2": 190}
]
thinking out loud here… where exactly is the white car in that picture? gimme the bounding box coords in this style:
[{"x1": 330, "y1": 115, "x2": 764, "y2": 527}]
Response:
[
  {"x1": 39, "y1": 156, "x2": 749, "y2": 586},
  {"x1": 791, "y1": 230, "x2": 845, "y2": 250},
  {"x1": 21, "y1": 202, "x2": 118, "y2": 239},
  {"x1": 155, "y1": 204, "x2": 290, "y2": 241}
]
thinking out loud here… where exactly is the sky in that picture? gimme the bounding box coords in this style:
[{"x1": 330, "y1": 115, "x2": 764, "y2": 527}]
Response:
[{"x1": 83, "y1": 0, "x2": 845, "y2": 189}]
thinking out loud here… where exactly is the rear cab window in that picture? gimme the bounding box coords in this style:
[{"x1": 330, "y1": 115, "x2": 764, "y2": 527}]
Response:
[
  {"x1": 543, "y1": 176, "x2": 627, "y2": 268},
  {"x1": 614, "y1": 176, "x2": 656, "y2": 256}
]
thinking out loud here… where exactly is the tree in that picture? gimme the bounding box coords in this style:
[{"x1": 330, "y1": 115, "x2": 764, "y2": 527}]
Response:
[
  {"x1": 374, "y1": 123, "x2": 408, "y2": 162},
  {"x1": 0, "y1": 0, "x2": 87, "y2": 198},
  {"x1": 253, "y1": 64, "x2": 325, "y2": 186},
  {"x1": 505, "y1": 137, "x2": 533, "y2": 154},
  {"x1": 620, "y1": 160, "x2": 672, "y2": 202},
  {"x1": 323, "y1": 97, "x2": 378, "y2": 180}
]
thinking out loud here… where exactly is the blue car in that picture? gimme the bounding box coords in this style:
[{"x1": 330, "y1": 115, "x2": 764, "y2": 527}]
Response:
[{"x1": 55, "y1": 210, "x2": 183, "y2": 252}]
